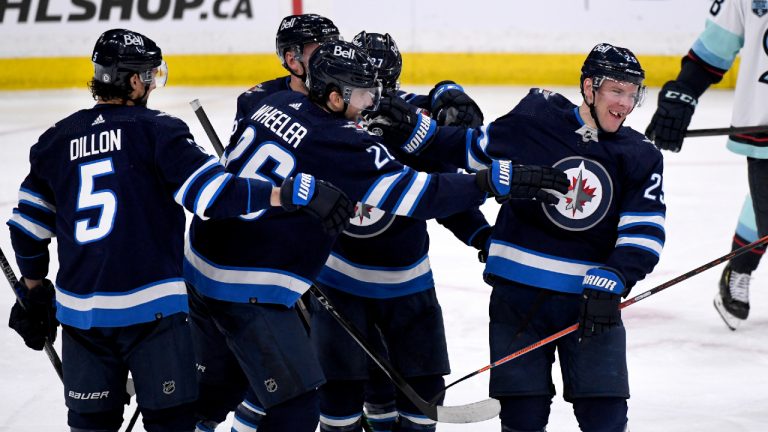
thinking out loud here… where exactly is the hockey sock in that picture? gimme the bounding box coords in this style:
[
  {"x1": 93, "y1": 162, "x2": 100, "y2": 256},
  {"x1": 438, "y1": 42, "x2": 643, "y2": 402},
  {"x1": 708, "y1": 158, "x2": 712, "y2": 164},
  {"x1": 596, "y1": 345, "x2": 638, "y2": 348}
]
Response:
[
  {"x1": 364, "y1": 400, "x2": 397, "y2": 432},
  {"x1": 68, "y1": 408, "x2": 123, "y2": 432},
  {"x1": 141, "y1": 401, "x2": 197, "y2": 432},
  {"x1": 498, "y1": 395, "x2": 551, "y2": 431},
  {"x1": 320, "y1": 380, "x2": 365, "y2": 431},
  {"x1": 572, "y1": 397, "x2": 628, "y2": 432},
  {"x1": 232, "y1": 398, "x2": 265, "y2": 432},
  {"x1": 730, "y1": 234, "x2": 765, "y2": 273},
  {"x1": 258, "y1": 390, "x2": 320, "y2": 432},
  {"x1": 194, "y1": 381, "x2": 246, "y2": 425},
  {"x1": 393, "y1": 376, "x2": 443, "y2": 432}
]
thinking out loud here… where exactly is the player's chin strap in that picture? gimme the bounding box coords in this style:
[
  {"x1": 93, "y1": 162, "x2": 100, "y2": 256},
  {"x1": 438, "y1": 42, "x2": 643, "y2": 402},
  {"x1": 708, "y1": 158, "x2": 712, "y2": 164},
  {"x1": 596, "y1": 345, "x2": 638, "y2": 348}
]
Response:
[
  {"x1": 128, "y1": 83, "x2": 151, "y2": 107},
  {"x1": 586, "y1": 87, "x2": 623, "y2": 136}
]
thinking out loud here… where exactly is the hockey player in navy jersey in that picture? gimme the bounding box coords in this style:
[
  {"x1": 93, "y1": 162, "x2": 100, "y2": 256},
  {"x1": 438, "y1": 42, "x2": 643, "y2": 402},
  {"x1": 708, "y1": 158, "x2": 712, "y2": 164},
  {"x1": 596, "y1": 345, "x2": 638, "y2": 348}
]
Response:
[
  {"x1": 6, "y1": 29, "x2": 352, "y2": 432},
  {"x1": 233, "y1": 14, "x2": 341, "y2": 129},
  {"x1": 645, "y1": 0, "x2": 768, "y2": 331},
  {"x1": 311, "y1": 31, "x2": 492, "y2": 432},
  {"x1": 184, "y1": 39, "x2": 567, "y2": 432},
  {"x1": 370, "y1": 43, "x2": 666, "y2": 432}
]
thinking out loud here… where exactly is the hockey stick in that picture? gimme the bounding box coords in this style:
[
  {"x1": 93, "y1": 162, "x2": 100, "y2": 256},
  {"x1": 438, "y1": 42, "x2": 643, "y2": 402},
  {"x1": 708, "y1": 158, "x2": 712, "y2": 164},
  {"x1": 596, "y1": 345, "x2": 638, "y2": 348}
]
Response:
[
  {"x1": 310, "y1": 285, "x2": 500, "y2": 423},
  {"x1": 686, "y1": 125, "x2": 768, "y2": 138},
  {"x1": 189, "y1": 99, "x2": 500, "y2": 423},
  {"x1": 432, "y1": 234, "x2": 768, "y2": 401},
  {"x1": 0, "y1": 245, "x2": 63, "y2": 380}
]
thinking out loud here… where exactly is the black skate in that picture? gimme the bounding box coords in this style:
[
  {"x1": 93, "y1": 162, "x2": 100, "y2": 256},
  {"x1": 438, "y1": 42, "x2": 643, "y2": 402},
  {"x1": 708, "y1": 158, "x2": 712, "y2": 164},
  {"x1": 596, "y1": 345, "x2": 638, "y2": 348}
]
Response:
[{"x1": 713, "y1": 265, "x2": 750, "y2": 331}]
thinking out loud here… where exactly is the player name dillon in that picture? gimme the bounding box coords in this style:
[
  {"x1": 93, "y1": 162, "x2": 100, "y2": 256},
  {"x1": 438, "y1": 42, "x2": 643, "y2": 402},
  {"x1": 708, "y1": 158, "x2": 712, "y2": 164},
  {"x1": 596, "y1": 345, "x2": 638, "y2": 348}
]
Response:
[{"x1": 70, "y1": 129, "x2": 122, "y2": 161}]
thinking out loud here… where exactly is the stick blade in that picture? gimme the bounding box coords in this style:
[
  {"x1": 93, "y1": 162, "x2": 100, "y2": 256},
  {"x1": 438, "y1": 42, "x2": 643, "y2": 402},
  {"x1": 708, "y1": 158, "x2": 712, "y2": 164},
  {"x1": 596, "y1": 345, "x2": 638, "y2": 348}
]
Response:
[{"x1": 436, "y1": 398, "x2": 500, "y2": 423}]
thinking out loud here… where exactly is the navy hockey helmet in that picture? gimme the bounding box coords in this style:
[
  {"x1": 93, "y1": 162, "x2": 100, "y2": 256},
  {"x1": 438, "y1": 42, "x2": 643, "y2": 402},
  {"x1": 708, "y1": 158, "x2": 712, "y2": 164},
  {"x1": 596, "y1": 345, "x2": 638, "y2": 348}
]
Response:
[
  {"x1": 91, "y1": 29, "x2": 166, "y2": 88},
  {"x1": 275, "y1": 14, "x2": 340, "y2": 70},
  {"x1": 580, "y1": 43, "x2": 646, "y2": 106},
  {"x1": 307, "y1": 40, "x2": 382, "y2": 111},
  {"x1": 352, "y1": 31, "x2": 402, "y2": 91}
]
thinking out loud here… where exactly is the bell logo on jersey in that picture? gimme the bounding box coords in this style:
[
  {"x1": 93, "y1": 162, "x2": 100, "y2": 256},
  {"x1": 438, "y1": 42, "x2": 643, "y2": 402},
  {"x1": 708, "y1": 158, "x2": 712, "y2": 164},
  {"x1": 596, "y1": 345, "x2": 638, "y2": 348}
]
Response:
[
  {"x1": 333, "y1": 45, "x2": 355, "y2": 59},
  {"x1": 123, "y1": 34, "x2": 144, "y2": 46},
  {"x1": 543, "y1": 157, "x2": 613, "y2": 231}
]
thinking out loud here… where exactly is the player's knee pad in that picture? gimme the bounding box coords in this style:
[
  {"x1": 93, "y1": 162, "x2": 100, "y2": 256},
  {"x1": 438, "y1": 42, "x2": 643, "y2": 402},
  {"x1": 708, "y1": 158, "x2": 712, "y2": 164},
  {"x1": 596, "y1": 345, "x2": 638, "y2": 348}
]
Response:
[
  {"x1": 68, "y1": 408, "x2": 123, "y2": 432},
  {"x1": 141, "y1": 401, "x2": 197, "y2": 432},
  {"x1": 364, "y1": 400, "x2": 397, "y2": 432},
  {"x1": 195, "y1": 381, "x2": 246, "y2": 425},
  {"x1": 258, "y1": 390, "x2": 320, "y2": 432},
  {"x1": 498, "y1": 395, "x2": 551, "y2": 432},
  {"x1": 572, "y1": 397, "x2": 627, "y2": 432}
]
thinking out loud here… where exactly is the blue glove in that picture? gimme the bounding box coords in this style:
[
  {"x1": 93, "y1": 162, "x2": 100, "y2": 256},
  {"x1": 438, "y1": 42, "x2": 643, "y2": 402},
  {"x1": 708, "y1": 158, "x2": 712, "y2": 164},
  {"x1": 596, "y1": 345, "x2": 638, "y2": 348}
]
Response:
[
  {"x1": 579, "y1": 267, "x2": 624, "y2": 340},
  {"x1": 8, "y1": 278, "x2": 58, "y2": 351},
  {"x1": 476, "y1": 160, "x2": 569, "y2": 204},
  {"x1": 429, "y1": 81, "x2": 484, "y2": 128},
  {"x1": 280, "y1": 173, "x2": 355, "y2": 236}
]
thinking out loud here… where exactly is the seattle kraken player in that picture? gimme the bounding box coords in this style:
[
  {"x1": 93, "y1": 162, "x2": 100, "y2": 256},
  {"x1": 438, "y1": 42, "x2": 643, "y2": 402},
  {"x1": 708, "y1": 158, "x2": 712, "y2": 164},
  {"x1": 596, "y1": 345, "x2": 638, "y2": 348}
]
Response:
[
  {"x1": 645, "y1": 0, "x2": 768, "y2": 330},
  {"x1": 315, "y1": 31, "x2": 492, "y2": 432},
  {"x1": 233, "y1": 14, "x2": 340, "y2": 129},
  {"x1": 184, "y1": 40, "x2": 566, "y2": 432},
  {"x1": 6, "y1": 29, "x2": 350, "y2": 432},
  {"x1": 371, "y1": 43, "x2": 666, "y2": 432}
]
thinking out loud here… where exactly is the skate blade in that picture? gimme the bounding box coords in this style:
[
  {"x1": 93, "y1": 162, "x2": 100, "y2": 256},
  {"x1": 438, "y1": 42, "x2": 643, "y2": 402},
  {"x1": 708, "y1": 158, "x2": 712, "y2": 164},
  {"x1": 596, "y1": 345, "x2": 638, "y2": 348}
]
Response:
[{"x1": 713, "y1": 297, "x2": 743, "y2": 331}]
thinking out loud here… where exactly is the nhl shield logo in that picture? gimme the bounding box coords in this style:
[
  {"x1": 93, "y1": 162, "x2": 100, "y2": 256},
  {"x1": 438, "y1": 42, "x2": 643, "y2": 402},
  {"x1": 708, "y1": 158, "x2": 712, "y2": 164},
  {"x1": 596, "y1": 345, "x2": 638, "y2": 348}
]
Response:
[
  {"x1": 162, "y1": 381, "x2": 176, "y2": 395},
  {"x1": 542, "y1": 157, "x2": 613, "y2": 231},
  {"x1": 753, "y1": 0, "x2": 768, "y2": 16},
  {"x1": 264, "y1": 378, "x2": 278, "y2": 393}
]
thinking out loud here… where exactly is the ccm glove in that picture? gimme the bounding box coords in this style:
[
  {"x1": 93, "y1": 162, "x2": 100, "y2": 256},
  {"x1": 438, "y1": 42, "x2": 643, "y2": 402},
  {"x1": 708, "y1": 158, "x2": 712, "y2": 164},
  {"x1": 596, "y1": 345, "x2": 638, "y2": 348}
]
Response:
[
  {"x1": 9, "y1": 278, "x2": 58, "y2": 351},
  {"x1": 367, "y1": 93, "x2": 437, "y2": 155},
  {"x1": 645, "y1": 80, "x2": 698, "y2": 152},
  {"x1": 280, "y1": 173, "x2": 355, "y2": 236},
  {"x1": 578, "y1": 267, "x2": 625, "y2": 340},
  {"x1": 476, "y1": 161, "x2": 569, "y2": 204},
  {"x1": 429, "y1": 81, "x2": 484, "y2": 128}
]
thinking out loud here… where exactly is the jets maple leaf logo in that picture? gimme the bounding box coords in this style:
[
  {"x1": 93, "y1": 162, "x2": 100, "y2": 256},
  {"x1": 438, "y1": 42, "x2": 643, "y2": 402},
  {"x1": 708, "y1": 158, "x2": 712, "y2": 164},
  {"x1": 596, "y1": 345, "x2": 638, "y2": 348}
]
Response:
[
  {"x1": 354, "y1": 203, "x2": 375, "y2": 223},
  {"x1": 564, "y1": 169, "x2": 597, "y2": 216}
]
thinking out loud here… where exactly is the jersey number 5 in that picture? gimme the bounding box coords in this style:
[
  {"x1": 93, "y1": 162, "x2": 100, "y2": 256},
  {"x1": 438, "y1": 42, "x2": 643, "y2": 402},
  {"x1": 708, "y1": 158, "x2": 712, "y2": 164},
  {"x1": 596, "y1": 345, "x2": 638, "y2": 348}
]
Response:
[{"x1": 75, "y1": 158, "x2": 117, "y2": 244}]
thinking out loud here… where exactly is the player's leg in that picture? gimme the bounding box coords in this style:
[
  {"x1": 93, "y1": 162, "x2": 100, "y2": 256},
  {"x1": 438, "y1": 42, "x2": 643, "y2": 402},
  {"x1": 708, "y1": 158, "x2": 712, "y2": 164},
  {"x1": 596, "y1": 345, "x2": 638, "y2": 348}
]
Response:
[
  {"x1": 487, "y1": 279, "x2": 557, "y2": 432},
  {"x1": 311, "y1": 285, "x2": 372, "y2": 432},
  {"x1": 187, "y1": 285, "x2": 248, "y2": 430},
  {"x1": 126, "y1": 312, "x2": 198, "y2": 432},
  {"x1": 557, "y1": 292, "x2": 629, "y2": 432},
  {"x1": 364, "y1": 326, "x2": 397, "y2": 432},
  {"x1": 377, "y1": 288, "x2": 450, "y2": 432},
  {"x1": 62, "y1": 326, "x2": 129, "y2": 432},
  {"x1": 219, "y1": 300, "x2": 325, "y2": 431}
]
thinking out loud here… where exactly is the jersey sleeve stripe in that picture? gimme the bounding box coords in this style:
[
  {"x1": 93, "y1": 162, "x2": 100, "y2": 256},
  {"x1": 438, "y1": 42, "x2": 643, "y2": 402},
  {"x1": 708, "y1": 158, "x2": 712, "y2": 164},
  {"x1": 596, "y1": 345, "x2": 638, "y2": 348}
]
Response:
[
  {"x1": 222, "y1": 125, "x2": 256, "y2": 166},
  {"x1": 8, "y1": 211, "x2": 55, "y2": 240},
  {"x1": 618, "y1": 213, "x2": 665, "y2": 232},
  {"x1": 691, "y1": 20, "x2": 744, "y2": 71},
  {"x1": 193, "y1": 172, "x2": 233, "y2": 220},
  {"x1": 616, "y1": 234, "x2": 664, "y2": 257},
  {"x1": 173, "y1": 157, "x2": 218, "y2": 206},
  {"x1": 362, "y1": 167, "x2": 408, "y2": 208},
  {"x1": 392, "y1": 172, "x2": 431, "y2": 216},
  {"x1": 19, "y1": 189, "x2": 56, "y2": 213},
  {"x1": 467, "y1": 126, "x2": 491, "y2": 172}
]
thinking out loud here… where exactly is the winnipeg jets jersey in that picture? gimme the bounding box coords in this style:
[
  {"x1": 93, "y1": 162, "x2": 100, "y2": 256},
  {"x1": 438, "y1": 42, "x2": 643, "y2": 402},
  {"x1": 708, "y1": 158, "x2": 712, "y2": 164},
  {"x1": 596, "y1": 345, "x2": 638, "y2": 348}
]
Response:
[
  {"x1": 185, "y1": 90, "x2": 486, "y2": 307},
  {"x1": 233, "y1": 76, "x2": 292, "y2": 133},
  {"x1": 423, "y1": 89, "x2": 666, "y2": 293},
  {"x1": 7, "y1": 104, "x2": 273, "y2": 329},
  {"x1": 690, "y1": 0, "x2": 768, "y2": 157}
]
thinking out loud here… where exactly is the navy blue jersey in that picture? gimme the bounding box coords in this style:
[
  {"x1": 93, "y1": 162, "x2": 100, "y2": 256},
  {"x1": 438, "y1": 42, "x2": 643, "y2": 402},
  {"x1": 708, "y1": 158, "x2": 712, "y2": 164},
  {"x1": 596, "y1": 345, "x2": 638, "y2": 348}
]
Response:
[
  {"x1": 233, "y1": 76, "x2": 292, "y2": 136},
  {"x1": 185, "y1": 90, "x2": 487, "y2": 306},
  {"x1": 7, "y1": 104, "x2": 273, "y2": 329},
  {"x1": 421, "y1": 89, "x2": 666, "y2": 293}
]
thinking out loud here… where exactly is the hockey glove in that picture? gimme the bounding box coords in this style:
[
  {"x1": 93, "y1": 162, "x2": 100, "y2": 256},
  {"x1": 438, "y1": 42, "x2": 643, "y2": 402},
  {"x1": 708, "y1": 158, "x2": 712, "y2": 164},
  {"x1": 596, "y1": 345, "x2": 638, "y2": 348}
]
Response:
[
  {"x1": 476, "y1": 161, "x2": 569, "y2": 204},
  {"x1": 645, "y1": 80, "x2": 698, "y2": 152},
  {"x1": 367, "y1": 93, "x2": 437, "y2": 155},
  {"x1": 280, "y1": 173, "x2": 355, "y2": 236},
  {"x1": 470, "y1": 225, "x2": 493, "y2": 263},
  {"x1": 8, "y1": 278, "x2": 58, "y2": 351},
  {"x1": 429, "y1": 81, "x2": 484, "y2": 128},
  {"x1": 578, "y1": 267, "x2": 624, "y2": 340}
]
